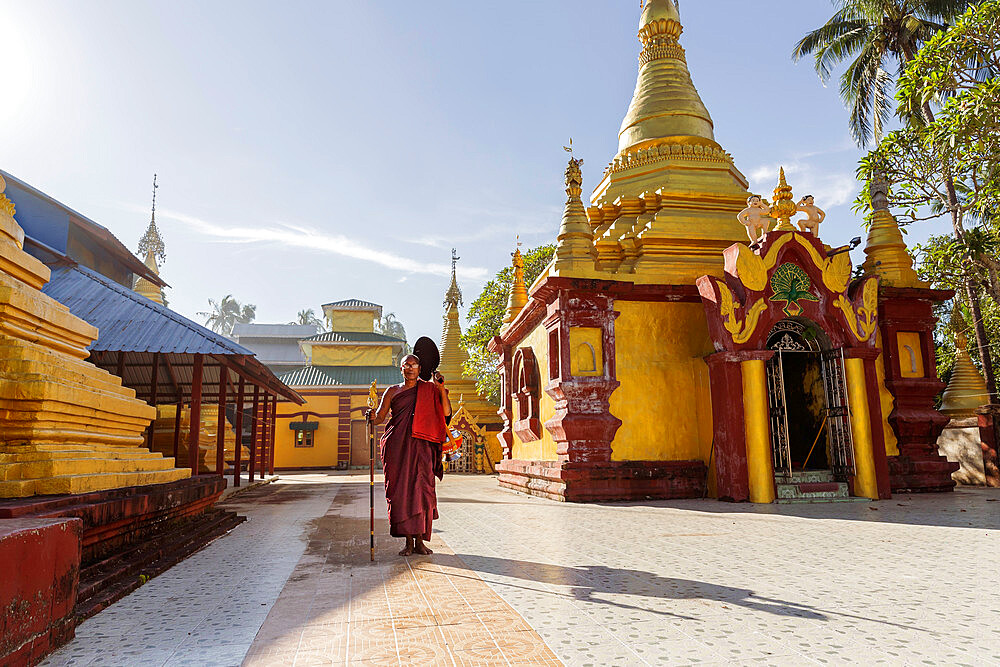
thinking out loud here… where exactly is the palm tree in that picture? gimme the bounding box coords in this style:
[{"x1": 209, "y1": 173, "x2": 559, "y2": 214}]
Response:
[
  {"x1": 793, "y1": 0, "x2": 970, "y2": 147},
  {"x1": 198, "y1": 295, "x2": 256, "y2": 335},
  {"x1": 289, "y1": 308, "x2": 324, "y2": 328}
]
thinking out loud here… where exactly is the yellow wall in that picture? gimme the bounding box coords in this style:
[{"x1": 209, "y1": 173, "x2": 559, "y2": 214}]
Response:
[
  {"x1": 569, "y1": 327, "x2": 603, "y2": 376},
  {"x1": 311, "y1": 345, "x2": 393, "y2": 366},
  {"x1": 511, "y1": 323, "x2": 558, "y2": 461},
  {"x1": 274, "y1": 393, "x2": 341, "y2": 468},
  {"x1": 896, "y1": 332, "x2": 925, "y2": 378},
  {"x1": 874, "y1": 331, "x2": 900, "y2": 456},
  {"x1": 610, "y1": 301, "x2": 714, "y2": 462},
  {"x1": 328, "y1": 310, "x2": 375, "y2": 332}
]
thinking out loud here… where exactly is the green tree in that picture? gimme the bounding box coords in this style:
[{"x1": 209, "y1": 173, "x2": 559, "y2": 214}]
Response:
[
  {"x1": 857, "y1": 2, "x2": 1000, "y2": 398},
  {"x1": 461, "y1": 245, "x2": 555, "y2": 402},
  {"x1": 198, "y1": 294, "x2": 256, "y2": 335},
  {"x1": 290, "y1": 308, "x2": 326, "y2": 329},
  {"x1": 793, "y1": 0, "x2": 970, "y2": 147},
  {"x1": 376, "y1": 312, "x2": 411, "y2": 364}
]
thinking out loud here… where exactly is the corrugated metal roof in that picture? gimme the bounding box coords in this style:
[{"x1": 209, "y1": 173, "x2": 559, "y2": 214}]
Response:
[
  {"x1": 303, "y1": 331, "x2": 404, "y2": 343},
  {"x1": 42, "y1": 262, "x2": 255, "y2": 355},
  {"x1": 321, "y1": 299, "x2": 382, "y2": 311},
  {"x1": 232, "y1": 323, "x2": 320, "y2": 338},
  {"x1": 2, "y1": 169, "x2": 165, "y2": 288},
  {"x1": 279, "y1": 365, "x2": 402, "y2": 387}
]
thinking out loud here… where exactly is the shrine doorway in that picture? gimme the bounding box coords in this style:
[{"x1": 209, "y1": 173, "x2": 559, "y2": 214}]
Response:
[{"x1": 765, "y1": 320, "x2": 855, "y2": 481}]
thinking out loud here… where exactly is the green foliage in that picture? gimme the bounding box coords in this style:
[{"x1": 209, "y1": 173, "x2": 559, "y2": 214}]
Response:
[
  {"x1": 198, "y1": 295, "x2": 256, "y2": 335},
  {"x1": 792, "y1": 0, "x2": 971, "y2": 146},
  {"x1": 855, "y1": 2, "x2": 1000, "y2": 387},
  {"x1": 913, "y1": 233, "x2": 1000, "y2": 378},
  {"x1": 375, "y1": 312, "x2": 411, "y2": 364},
  {"x1": 289, "y1": 308, "x2": 326, "y2": 330},
  {"x1": 460, "y1": 245, "x2": 555, "y2": 402}
]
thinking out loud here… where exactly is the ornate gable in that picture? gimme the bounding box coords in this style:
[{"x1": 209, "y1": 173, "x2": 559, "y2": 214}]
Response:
[{"x1": 696, "y1": 230, "x2": 878, "y2": 352}]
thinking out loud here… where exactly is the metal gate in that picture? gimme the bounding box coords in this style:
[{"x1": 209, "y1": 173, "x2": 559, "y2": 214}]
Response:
[
  {"x1": 820, "y1": 349, "x2": 855, "y2": 480},
  {"x1": 767, "y1": 347, "x2": 855, "y2": 479},
  {"x1": 767, "y1": 350, "x2": 792, "y2": 478}
]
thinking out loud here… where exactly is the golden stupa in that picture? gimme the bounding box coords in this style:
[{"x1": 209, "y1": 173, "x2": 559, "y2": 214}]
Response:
[
  {"x1": 940, "y1": 305, "x2": 990, "y2": 418},
  {"x1": 0, "y1": 174, "x2": 188, "y2": 497},
  {"x1": 437, "y1": 250, "x2": 501, "y2": 427}
]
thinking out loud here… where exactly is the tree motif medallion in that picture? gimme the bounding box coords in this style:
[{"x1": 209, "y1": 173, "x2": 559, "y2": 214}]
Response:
[{"x1": 769, "y1": 263, "x2": 818, "y2": 317}]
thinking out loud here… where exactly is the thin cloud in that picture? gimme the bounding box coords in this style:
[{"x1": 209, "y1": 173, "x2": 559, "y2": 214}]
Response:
[
  {"x1": 748, "y1": 161, "x2": 857, "y2": 208},
  {"x1": 158, "y1": 208, "x2": 489, "y2": 281}
]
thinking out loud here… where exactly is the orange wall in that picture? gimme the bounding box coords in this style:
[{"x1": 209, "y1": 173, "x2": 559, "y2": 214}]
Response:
[{"x1": 274, "y1": 393, "x2": 341, "y2": 468}]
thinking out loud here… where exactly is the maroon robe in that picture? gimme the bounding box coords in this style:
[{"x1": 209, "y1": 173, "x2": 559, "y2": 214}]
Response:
[{"x1": 380, "y1": 385, "x2": 444, "y2": 540}]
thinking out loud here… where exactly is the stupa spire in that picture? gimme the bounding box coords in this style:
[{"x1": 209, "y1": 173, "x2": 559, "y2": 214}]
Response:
[
  {"x1": 618, "y1": 0, "x2": 714, "y2": 155},
  {"x1": 552, "y1": 150, "x2": 596, "y2": 275},
  {"x1": 862, "y1": 175, "x2": 926, "y2": 288},
  {"x1": 439, "y1": 248, "x2": 469, "y2": 382},
  {"x1": 444, "y1": 247, "x2": 463, "y2": 309},
  {"x1": 940, "y1": 303, "x2": 990, "y2": 417},
  {"x1": 134, "y1": 174, "x2": 166, "y2": 305},
  {"x1": 502, "y1": 240, "x2": 528, "y2": 325}
]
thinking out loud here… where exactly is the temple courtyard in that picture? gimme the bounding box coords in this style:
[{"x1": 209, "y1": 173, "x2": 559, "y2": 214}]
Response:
[{"x1": 40, "y1": 472, "x2": 999, "y2": 667}]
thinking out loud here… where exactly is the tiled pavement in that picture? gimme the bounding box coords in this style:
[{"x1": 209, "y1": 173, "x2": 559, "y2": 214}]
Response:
[{"x1": 41, "y1": 472, "x2": 1000, "y2": 666}]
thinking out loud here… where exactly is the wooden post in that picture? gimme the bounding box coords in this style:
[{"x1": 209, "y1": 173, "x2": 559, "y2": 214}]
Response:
[
  {"x1": 259, "y1": 394, "x2": 269, "y2": 480},
  {"x1": 216, "y1": 366, "x2": 228, "y2": 476},
  {"x1": 234, "y1": 376, "x2": 245, "y2": 487},
  {"x1": 146, "y1": 352, "x2": 160, "y2": 451},
  {"x1": 189, "y1": 354, "x2": 203, "y2": 476},
  {"x1": 249, "y1": 385, "x2": 260, "y2": 481},
  {"x1": 269, "y1": 396, "x2": 277, "y2": 475},
  {"x1": 173, "y1": 398, "x2": 183, "y2": 462}
]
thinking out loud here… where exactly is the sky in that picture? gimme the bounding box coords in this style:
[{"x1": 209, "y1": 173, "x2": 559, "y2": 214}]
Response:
[{"x1": 0, "y1": 1, "x2": 951, "y2": 342}]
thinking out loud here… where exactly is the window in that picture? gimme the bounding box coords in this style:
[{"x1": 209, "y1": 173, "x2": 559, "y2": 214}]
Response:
[
  {"x1": 511, "y1": 347, "x2": 542, "y2": 442},
  {"x1": 290, "y1": 421, "x2": 318, "y2": 447},
  {"x1": 295, "y1": 430, "x2": 314, "y2": 448}
]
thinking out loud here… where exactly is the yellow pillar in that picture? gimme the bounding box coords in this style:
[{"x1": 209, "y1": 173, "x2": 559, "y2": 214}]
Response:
[
  {"x1": 741, "y1": 359, "x2": 775, "y2": 503},
  {"x1": 845, "y1": 357, "x2": 878, "y2": 500}
]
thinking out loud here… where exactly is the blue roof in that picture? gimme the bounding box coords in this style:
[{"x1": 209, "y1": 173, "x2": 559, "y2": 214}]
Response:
[{"x1": 42, "y1": 262, "x2": 254, "y2": 355}]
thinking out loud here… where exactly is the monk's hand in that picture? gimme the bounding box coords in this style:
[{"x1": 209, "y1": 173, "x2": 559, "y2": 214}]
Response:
[
  {"x1": 433, "y1": 371, "x2": 446, "y2": 386},
  {"x1": 365, "y1": 408, "x2": 374, "y2": 423}
]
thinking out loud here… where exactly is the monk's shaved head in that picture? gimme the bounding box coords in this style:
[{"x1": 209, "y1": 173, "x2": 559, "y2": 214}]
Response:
[{"x1": 401, "y1": 354, "x2": 420, "y2": 366}]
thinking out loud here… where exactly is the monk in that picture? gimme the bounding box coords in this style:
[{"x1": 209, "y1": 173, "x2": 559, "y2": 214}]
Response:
[{"x1": 367, "y1": 354, "x2": 451, "y2": 556}]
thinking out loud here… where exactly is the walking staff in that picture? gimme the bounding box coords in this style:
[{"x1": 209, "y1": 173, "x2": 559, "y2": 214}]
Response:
[{"x1": 368, "y1": 379, "x2": 377, "y2": 562}]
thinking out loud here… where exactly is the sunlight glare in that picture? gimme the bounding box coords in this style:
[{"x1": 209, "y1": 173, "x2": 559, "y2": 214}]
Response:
[{"x1": 0, "y1": 14, "x2": 35, "y2": 122}]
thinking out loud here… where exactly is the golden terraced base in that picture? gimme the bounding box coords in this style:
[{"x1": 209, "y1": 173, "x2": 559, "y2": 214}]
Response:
[{"x1": 0, "y1": 174, "x2": 189, "y2": 498}]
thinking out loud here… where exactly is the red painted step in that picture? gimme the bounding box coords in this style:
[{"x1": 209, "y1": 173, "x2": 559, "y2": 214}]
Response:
[{"x1": 796, "y1": 482, "x2": 841, "y2": 493}]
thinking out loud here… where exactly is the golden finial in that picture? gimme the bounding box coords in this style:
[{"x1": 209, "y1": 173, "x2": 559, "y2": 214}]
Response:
[
  {"x1": 368, "y1": 379, "x2": 378, "y2": 410},
  {"x1": 137, "y1": 174, "x2": 166, "y2": 264},
  {"x1": 769, "y1": 167, "x2": 797, "y2": 231},
  {"x1": 941, "y1": 300, "x2": 990, "y2": 416},
  {"x1": 0, "y1": 173, "x2": 15, "y2": 218},
  {"x1": 503, "y1": 237, "x2": 528, "y2": 324},
  {"x1": 950, "y1": 301, "x2": 968, "y2": 348},
  {"x1": 444, "y1": 247, "x2": 463, "y2": 309}
]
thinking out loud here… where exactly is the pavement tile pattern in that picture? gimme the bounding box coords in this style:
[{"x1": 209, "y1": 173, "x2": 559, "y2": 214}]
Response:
[
  {"x1": 243, "y1": 476, "x2": 559, "y2": 667},
  {"x1": 39, "y1": 471, "x2": 1000, "y2": 667}
]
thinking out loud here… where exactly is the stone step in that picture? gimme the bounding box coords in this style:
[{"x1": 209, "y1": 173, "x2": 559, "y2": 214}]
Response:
[
  {"x1": 0, "y1": 449, "x2": 165, "y2": 463},
  {"x1": 775, "y1": 470, "x2": 838, "y2": 484},
  {"x1": 775, "y1": 468, "x2": 852, "y2": 503},
  {"x1": 0, "y1": 469, "x2": 190, "y2": 498},
  {"x1": 2, "y1": 456, "x2": 177, "y2": 480}
]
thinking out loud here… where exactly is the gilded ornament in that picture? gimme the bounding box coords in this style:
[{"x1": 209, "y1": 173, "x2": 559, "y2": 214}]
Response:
[
  {"x1": 718, "y1": 283, "x2": 767, "y2": 344},
  {"x1": 769, "y1": 168, "x2": 797, "y2": 231},
  {"x1": 735, "y1": 243, "x2": 768, "y2": 292},
  {"x1": 834, "y1": 277, "x2": 878, "y2": 342},
  {"x1": 790, "y1": 234, "x2": 851, "y2": 294},
  {"x1": 0, "y1": 174, "x2": 15, "y2": 218},
  {"x1": 769, "y1": 263, "x2": 818, "y2": 317}
]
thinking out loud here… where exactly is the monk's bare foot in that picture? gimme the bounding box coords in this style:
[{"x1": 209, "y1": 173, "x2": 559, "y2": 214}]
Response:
[
  {"x1": 398, "y1": 545, "x2": 412, "y2": 557},
  {"x1": 413, "y1": 541, "x2": 433, "y2": 555}
]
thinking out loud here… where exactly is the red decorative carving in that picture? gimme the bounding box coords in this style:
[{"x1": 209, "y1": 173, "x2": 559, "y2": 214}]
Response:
[
  {"x1": 497, "y1": 459, "x2": 706, "y2": 502},
  {"x1": 511, "y1": 347, "x2": 542, "y2": 442}
]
